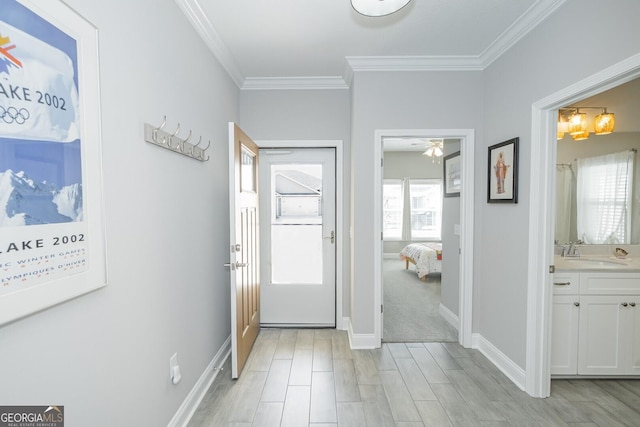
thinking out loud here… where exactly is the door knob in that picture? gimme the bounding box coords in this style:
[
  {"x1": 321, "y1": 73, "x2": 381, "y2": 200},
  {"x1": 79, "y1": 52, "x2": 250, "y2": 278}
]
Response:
[{"x1": 573, "y1": 302, "x2": 580, "y2": 307}]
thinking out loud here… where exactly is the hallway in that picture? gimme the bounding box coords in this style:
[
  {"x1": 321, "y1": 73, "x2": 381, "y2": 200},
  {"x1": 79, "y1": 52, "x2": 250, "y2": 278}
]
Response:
[{"x1": 187, "y1": 329, "x2": 640, "y2": 426}]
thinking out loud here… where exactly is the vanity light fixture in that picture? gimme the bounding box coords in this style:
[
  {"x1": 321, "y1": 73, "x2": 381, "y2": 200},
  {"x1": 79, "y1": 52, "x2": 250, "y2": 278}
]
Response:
[
  {"x1": 557, "y1": 107, "x2": 616, "y2": 141},
  {"x1": 571, "y1": 130, "x2": 590, "y2": 141},
  {"x1": 594, "y1": 109, "x2": 615, "y2": 135},
  {"x1": 351, "y1": 0, "x2": 413, "y2": 17},
  {"x1": 568, "y1": 110, "x2": 587, "y2": 136}
]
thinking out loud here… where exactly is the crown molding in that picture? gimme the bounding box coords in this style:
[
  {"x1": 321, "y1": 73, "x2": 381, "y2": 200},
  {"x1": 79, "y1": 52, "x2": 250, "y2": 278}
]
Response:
[
  {"x1": 174, "y1": 0, "x2": 244, "y2": 87},
  {"x1": 241, "y1": 76, "x2": 349, "y2": 91},
  {"x1": 177, "y1": 0, "x2": 568, "y2": 90},
  {"x1": 479, "y1": 0, "x2": 568, "y2": 68},
  {"x1": 346, "y1": 55, "x2": 484, "y2": 72}
]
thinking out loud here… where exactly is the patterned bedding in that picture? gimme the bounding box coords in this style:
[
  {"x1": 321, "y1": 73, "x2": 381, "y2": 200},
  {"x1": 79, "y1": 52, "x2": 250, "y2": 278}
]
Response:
[{"x1": 400, "y1": 242, "x2": 442, "y2": 279}]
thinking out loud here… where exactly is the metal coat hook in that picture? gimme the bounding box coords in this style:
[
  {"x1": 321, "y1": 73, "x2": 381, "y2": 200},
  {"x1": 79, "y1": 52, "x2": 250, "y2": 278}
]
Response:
[
  {"x1": 201, "y1": 140, "x2": 211, "y2": 161},
  {"x1": 181, "y1": 130, "x2": 192, "y2": 153},
  {"x1": 153, "y1": 115, "x2": 167, "y2": 144},
  {"x1": 143, "y1": 116, "x2": 212, "y2": 162},
  {"x1": 167, "y1": 123, "x2": 181, "y2": 150}
]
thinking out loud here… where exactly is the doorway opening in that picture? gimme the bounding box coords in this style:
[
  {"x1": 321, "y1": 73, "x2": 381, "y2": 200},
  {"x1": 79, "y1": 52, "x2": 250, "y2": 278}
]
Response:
[
  {"x1": 373, "y1": 129, "x2": 475, "y2": 348},
  {"x1": 381, "y1": 137, "x2": 459, "y2": 342},
  {"x1": 527, "y1": 53, "x2": 640, "y2": 398}
]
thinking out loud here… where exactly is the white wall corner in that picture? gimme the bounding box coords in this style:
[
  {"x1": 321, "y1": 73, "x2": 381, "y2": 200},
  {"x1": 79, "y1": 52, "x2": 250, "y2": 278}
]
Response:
[
  {"x1": 346, "y1": 318, "x2": 378, "y2": 349},
  {"x1": 439, "y1": 303, "x2": 459, "y2": 331},
  {"x1": 472, "y1": 333, "x2": 526, "y2": 392},
  {"x1": 479, "y1": 0, "x2": 568, "y2": 68},
  {"x1": 173, "y1": 0, "x2": 244, "y2": 88},
  {"x1": 168, "y1": 336, "x2": 231, "y2": 427}
]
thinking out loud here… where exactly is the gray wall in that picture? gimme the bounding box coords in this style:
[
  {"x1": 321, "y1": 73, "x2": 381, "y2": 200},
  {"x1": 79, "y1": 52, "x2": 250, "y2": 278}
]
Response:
[
  {"x1": 441, "y1": 141, "x2": 461, "y2": 317},
  {"x1": 0, "y1": 0, "x2": 239, "y2": 425},
  {"x1": 239, "y1": 89, "x2": 352, "y2": 317},
  {"x1": 350, "y1": 71, "x2": 484, "y2": 333},
  {"x1": 478, "y1": 0, "x2": 640, "y2": 367}
]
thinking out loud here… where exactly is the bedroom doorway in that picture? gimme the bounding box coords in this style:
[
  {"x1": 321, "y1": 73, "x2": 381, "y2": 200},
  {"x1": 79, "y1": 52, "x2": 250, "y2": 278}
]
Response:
[
  {"x1": 374, "y1": 129, "x2": 475, "y2": 348},
  {"x1": 381, "y1": 137, "x2": 459, "y2": 342}
]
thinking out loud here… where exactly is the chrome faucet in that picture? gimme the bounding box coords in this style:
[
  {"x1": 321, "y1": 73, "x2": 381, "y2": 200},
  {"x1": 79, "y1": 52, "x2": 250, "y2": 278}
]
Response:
[{"x1": 563, "y1": 240, "x2": 582, "y2": 257}]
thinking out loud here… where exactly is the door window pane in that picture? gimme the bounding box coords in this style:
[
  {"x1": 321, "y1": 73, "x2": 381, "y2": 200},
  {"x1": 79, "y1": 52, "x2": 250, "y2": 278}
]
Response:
[
  {"x1": 271, "y1": 164, "x2": 323, "y2": 284},
  {"x1": 241, "y1": 147, "x2": 256, "y2": 192}
]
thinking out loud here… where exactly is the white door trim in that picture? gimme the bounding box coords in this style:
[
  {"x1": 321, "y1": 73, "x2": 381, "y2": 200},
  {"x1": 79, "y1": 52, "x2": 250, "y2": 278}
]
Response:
[
  {"x1": 373, "y1": 129, "x2": 475, "y2": 348},
  {"x1": 256, "y1": 140, "x2": 345, "y2": 331},
  {"x1": 527, "y1": 53, "x2": 640, "y2": 398}
]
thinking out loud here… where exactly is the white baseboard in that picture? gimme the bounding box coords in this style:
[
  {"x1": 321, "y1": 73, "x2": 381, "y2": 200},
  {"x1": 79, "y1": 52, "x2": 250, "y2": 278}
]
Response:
[
  {"x1": 439, "y1": 303, "x2": 459, "y2": 331},
  {"x1": 168, "y1": 336, "x2": 231, "y2": 427},
  {"x1": 340, "y1": 317, "x2": 349, "y2": 331},
  {"x1": 472, "y1": 333, "x2": 526, "y2": 391},
  {"x1": 345, "y1": 317, "x2": 377, "y2": 349}
]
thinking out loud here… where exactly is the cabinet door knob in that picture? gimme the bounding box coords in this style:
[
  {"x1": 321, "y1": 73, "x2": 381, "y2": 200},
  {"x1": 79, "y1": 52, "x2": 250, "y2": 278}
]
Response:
[
  {"x1": 630, "y1": 302, "x2": 636, "y2": 307},
  {"x1": 621, "y1": 302, "x2": 628, "y2": 307},
  {"x1": 573, "y1": 302, "x2": 580, "y2": 307}
]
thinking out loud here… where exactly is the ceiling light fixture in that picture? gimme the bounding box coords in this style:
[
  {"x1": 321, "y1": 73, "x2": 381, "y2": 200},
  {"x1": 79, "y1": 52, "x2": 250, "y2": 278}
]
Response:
[
  {"x1": 557, "y1": 107, "x2": 616, "y2": 141},
  {"x1": 422, "y1": 139, "x2": 444, "y2": 162},
  {"x1": 351, "y1": 0, "x2": 413, "y2": 17}
]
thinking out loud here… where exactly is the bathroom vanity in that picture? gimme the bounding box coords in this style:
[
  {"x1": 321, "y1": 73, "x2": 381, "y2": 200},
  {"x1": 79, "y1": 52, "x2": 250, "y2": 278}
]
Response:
[{"x1": 551, "y1": 251, "x2": 640, "y2": 377}]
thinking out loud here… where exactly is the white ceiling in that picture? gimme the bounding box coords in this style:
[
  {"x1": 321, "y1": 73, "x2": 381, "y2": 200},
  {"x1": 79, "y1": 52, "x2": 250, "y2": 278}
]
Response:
[{"x1": 178, "y1": 0, "x2": 566, "y2": 89}]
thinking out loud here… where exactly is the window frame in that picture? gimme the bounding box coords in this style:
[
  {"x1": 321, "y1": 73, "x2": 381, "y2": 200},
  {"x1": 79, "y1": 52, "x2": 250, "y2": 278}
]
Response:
[{"x1": 382, "y1": 177, "x2": 443, "y2": 242}]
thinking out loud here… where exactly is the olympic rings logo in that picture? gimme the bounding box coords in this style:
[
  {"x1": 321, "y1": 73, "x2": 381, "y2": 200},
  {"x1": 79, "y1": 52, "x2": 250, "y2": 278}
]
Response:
[{"x1": 0, "y1": 106, "x2": 30, "y2": 124}]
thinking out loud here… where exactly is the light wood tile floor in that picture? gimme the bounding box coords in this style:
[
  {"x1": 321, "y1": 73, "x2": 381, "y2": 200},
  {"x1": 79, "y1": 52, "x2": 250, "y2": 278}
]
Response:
[{"x1": 187, "y1": 329, "x2": 640, "y2": 427}]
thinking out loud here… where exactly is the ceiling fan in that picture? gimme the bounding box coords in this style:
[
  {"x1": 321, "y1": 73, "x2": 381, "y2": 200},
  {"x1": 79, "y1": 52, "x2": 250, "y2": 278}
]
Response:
[{"x1": 422, "y1": 139, "x2": 444, "y2": 161}]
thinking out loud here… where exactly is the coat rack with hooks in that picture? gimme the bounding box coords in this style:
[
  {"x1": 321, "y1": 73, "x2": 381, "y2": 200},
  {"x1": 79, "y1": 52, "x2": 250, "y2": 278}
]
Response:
[{"x1": 144, "y1": 116, "x2": 211, "y2": 161}]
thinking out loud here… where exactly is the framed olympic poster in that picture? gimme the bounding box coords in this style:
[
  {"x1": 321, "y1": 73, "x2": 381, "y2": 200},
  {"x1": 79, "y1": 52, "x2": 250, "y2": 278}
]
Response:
[{"x1": 0, "y1": 0, "x2": 106, "y2": 325}]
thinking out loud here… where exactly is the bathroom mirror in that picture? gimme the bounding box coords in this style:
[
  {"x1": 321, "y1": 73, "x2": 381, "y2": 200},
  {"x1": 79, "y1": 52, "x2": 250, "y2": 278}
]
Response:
[{"x1": 555, "y1": 78, "x2": 640, "y2": 245}]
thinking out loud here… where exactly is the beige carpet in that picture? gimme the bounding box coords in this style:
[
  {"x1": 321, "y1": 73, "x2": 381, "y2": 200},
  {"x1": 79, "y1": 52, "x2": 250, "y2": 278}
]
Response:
[{"x1": 383, "y1": 259, "x2": 458, "y2": 342}]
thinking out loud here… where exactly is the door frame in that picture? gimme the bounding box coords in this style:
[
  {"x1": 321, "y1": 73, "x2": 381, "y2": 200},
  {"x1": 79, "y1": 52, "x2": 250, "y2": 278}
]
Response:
[
  {"x1": 256, "y1": 139, "x2": 344, "y2": 330},
  {"x1": 373, "y1": 129, "x2": 476, "y2": 348},
  {"x1": 527, "y1": 53, "x2": 640, "y2": 397}
]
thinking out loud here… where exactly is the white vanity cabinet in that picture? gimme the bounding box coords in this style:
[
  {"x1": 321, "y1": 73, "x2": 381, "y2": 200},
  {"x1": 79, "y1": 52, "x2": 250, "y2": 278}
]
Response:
[
  {"x1": 551, "y1": 270, "x2": 640, "y2": 376},
  {"x1": 551, "y1": 272, "x2": 580, "y2": 375},
  {"x1": 550, "y1": 295, "x2": 580, "y2": 374},
  {"x1": 578, "y1": 295, "x2": 640, "y2": 375}
]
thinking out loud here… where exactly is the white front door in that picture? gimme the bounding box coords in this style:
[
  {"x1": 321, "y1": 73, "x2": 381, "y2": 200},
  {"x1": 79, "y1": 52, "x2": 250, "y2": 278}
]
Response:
[{"x1": 258, "y1": 148, "x2": 336, "y2": 326}]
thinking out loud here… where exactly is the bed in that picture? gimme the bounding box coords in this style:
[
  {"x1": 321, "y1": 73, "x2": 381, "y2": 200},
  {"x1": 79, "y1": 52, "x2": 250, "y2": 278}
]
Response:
[{"x1": 400, "y1": 242, "x2": 442, "y2": 281}]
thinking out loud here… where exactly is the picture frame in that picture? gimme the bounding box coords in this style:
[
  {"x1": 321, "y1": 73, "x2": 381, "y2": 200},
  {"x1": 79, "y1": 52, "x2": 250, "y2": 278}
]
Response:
[
  {"x1": 488, "y1": 137, "x2": 518, "y2": 203},
  {"x1": 0, "y1": 0, "x2": 106, "y2": 325},
  {"x1": 443, "y1": 151, "x2": 461, "y2": 197}
]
